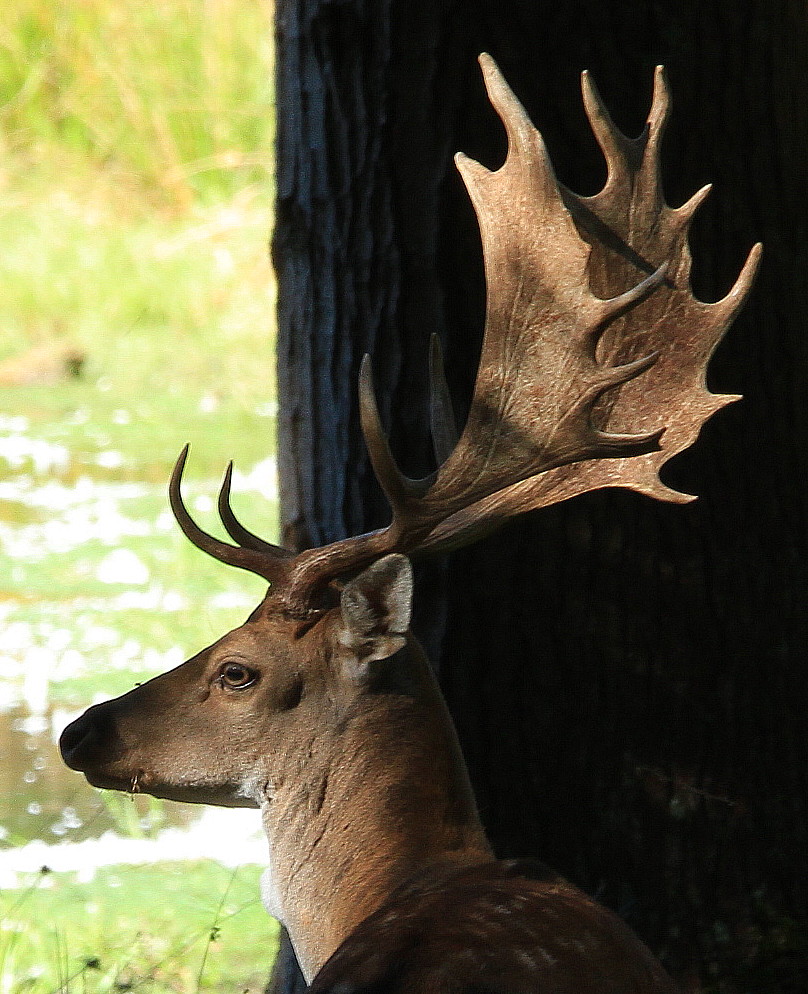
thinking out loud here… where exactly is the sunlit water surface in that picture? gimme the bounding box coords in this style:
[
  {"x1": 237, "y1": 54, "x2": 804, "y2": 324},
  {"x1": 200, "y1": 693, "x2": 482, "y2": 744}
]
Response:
[{"x1": 0, "y1": 414, "x2": 273, "y2": 885}]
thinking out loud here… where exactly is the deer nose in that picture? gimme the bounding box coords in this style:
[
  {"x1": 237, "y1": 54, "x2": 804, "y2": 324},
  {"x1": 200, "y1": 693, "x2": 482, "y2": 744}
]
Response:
[{"x1": 59, "y1": 711, "x2": 101, "y2": 770}]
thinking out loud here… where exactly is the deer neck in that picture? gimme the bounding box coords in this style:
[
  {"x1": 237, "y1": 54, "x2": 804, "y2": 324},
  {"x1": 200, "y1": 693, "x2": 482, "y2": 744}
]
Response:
[{"x1": 259, "y1": 640, "x2": 493, "y2": 982}]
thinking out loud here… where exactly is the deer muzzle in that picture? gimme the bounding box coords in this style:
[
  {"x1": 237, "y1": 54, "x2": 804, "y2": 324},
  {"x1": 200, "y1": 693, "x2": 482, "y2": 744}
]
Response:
[{"x1": 59, "y1": 701, "x2": 133, "y2": 787}]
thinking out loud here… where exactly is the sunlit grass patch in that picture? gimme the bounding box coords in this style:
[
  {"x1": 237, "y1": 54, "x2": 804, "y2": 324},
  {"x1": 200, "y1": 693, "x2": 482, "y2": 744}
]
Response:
[
  {"x1": 0, "y1": 2, "x2": 279, "y2": 985},
  {"x1": 0, "y1": 396, "x2": 279, "y2": 490},
  {"x1": 0, "y1": 0, "x2": 275, "y2": 208},
  {"x1": 0, "y1": 183, "x2": 277, "y2": 418},
  {"x1": 0, "y1": 863, "x2": 276, "y2": 994},
  {"x1": 0, "y1": 0, "x2": 277, "y2": 417}
]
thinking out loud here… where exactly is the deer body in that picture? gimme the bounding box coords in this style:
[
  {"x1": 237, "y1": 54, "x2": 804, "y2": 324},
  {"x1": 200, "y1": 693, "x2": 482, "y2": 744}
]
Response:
[{"x1": 61, "y1": 55, "x2": 758, "y2": 992}]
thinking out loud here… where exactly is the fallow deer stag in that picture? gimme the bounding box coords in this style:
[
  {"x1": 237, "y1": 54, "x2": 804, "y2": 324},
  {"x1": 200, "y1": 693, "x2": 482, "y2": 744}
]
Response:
[{"x1": 60, "y1": 56, "x2": 759, "y2": 992}]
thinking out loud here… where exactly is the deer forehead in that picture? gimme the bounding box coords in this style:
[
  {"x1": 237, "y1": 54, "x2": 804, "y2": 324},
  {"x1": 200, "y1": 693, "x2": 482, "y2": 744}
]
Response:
[{"x1": 207, "y1": 606, "x2": 348, "y2": 680}]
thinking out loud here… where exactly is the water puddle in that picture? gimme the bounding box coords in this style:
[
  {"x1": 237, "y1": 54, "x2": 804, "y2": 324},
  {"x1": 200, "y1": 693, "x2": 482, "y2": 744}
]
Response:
[
  {"x1": 1, "y1": 701, "x2": 194, "y2": 846},
  {"x1": 0, "y1": 414, "x2": 276, "y2": 884},
  {"x1": 0, "y1": 805, "x2": 265, "y2": 888},
  {"x1": 0, "y1": 697, "x2": 266, "y2": 888}
]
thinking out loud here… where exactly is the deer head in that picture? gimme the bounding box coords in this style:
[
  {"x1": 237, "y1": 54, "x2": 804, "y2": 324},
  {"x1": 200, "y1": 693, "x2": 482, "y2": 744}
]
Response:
[{"x1": 60, "y1": 56, "x2": 758, "y2": 985}]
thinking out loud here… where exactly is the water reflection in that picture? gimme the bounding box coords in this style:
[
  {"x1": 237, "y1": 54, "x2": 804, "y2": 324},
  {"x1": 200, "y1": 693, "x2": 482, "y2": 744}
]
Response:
[
  {"x1": 0, "y1": 700, "x2": 265, "y2": 889},
  {"x1": 0, "y1": 415, "x2": 274, "y2": 883},
  {"x1": 0, "y1": 702, "x2": 198, "y2": 848}
]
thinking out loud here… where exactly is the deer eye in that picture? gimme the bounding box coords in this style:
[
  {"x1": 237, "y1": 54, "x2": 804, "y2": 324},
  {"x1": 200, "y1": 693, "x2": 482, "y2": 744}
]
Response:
[{"x1": 218, "y1": 662, "x2": 258, "y2": 690}]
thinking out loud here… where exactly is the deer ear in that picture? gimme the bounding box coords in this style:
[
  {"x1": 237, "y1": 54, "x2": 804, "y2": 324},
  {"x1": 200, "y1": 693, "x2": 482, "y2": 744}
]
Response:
[{"x1": 338, "y1": 554, "x2": 413, "y2": 671}]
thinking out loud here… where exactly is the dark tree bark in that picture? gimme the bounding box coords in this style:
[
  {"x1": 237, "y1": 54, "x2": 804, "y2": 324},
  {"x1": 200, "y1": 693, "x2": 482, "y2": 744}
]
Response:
[{"x1": 272, "y1": 1, "x2": 808, "y2": 991}]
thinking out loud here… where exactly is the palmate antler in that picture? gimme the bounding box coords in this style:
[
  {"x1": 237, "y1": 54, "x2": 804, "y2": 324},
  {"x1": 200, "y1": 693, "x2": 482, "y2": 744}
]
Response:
[
  {"x1": 420, "y1": 60, "x2": 761, "y2": 550},
  {"x1": 170, "y1": 55, "x2": 760, "y2": 617}
]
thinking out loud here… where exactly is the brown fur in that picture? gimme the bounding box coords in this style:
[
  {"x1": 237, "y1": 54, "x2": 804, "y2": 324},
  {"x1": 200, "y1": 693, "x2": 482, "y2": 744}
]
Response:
[
  {"x1": 311, "y1": 860, "x2": 677, "y2": 994},
  {"x1": 61, "y1": 559, "x2": 677, "y2": 989}
]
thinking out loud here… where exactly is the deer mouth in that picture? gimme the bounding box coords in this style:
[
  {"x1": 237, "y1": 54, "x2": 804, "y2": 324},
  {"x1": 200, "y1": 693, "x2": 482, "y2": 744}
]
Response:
[
  {"x1": 80, "y1": 766, "x2": 172, "y2": 801},
  {"x1": 83, "y1": 769, "x2": 140, "y2": 793}
]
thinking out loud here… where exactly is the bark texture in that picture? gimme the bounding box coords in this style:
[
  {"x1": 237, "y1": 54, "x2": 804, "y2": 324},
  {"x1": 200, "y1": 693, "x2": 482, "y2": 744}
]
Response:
[{"x1": 273, "y1": 1, "x2": 808, "y2": 990}]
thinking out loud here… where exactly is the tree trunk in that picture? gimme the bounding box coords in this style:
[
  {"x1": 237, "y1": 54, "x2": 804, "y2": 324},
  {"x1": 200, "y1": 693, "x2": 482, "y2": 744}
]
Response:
[{"x1": 272, "y1": 1, "x2": 808, "y2": 990}]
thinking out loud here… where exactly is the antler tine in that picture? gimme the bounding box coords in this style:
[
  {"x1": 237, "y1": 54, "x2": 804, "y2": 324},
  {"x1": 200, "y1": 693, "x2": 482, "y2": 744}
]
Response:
[
  {"x1": 169, "y1": 446, "x2": 288, "y2": 584},
  {"x1": 358, "y1": 355, "x2": 433, "y2": 508},
  {"x1": 674, "y1": 183, "x2": 712, "y2": 229},
  {"x1": 592, "y1": 261, "x2": 669, "y2": 331},
  {"x1": 646, "y1": 65, "x2": 671, "y2": 156},
  {"x1": 580, "y1": 69, "x2": 634, "y2": 184},
  {"x1": 477, "y1": 52, "x2": 550, "y2": 176},
  {"x1": 428, "y1": 335, "x2": 459, "y2": 466},
  {"x1": 711, "y1": 241, "x2": 763, "y2": 326},
  {"x1": 217, "y1": 462, "x2": 295, "y2": 559}
]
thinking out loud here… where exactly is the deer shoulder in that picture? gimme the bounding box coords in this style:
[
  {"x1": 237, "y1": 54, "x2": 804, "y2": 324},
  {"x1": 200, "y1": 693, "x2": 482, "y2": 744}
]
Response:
[{"x1": 310, "y1": 858, "x2": 677, "y2": 994}]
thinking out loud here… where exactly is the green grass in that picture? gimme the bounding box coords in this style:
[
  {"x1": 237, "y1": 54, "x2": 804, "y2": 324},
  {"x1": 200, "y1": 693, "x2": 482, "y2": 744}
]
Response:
[
  {"x1": 0, "y1": 864, "x2": 278, "y2": 994},
  {"x1": 0, "y1": 0, "x2": 275, "y2": 207},
  {"x1": 0, "y1": 2, "x2": 280, "y2": 990},
  {"x1": 0, "y1": 189, "x2": 278, "y2": 417},
  {"x1": 0, "y1": 0, "x2": 279, "y2": 705},
  {"x1": 0, "y1": 0, "x2": 277, "y2": 413}
]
